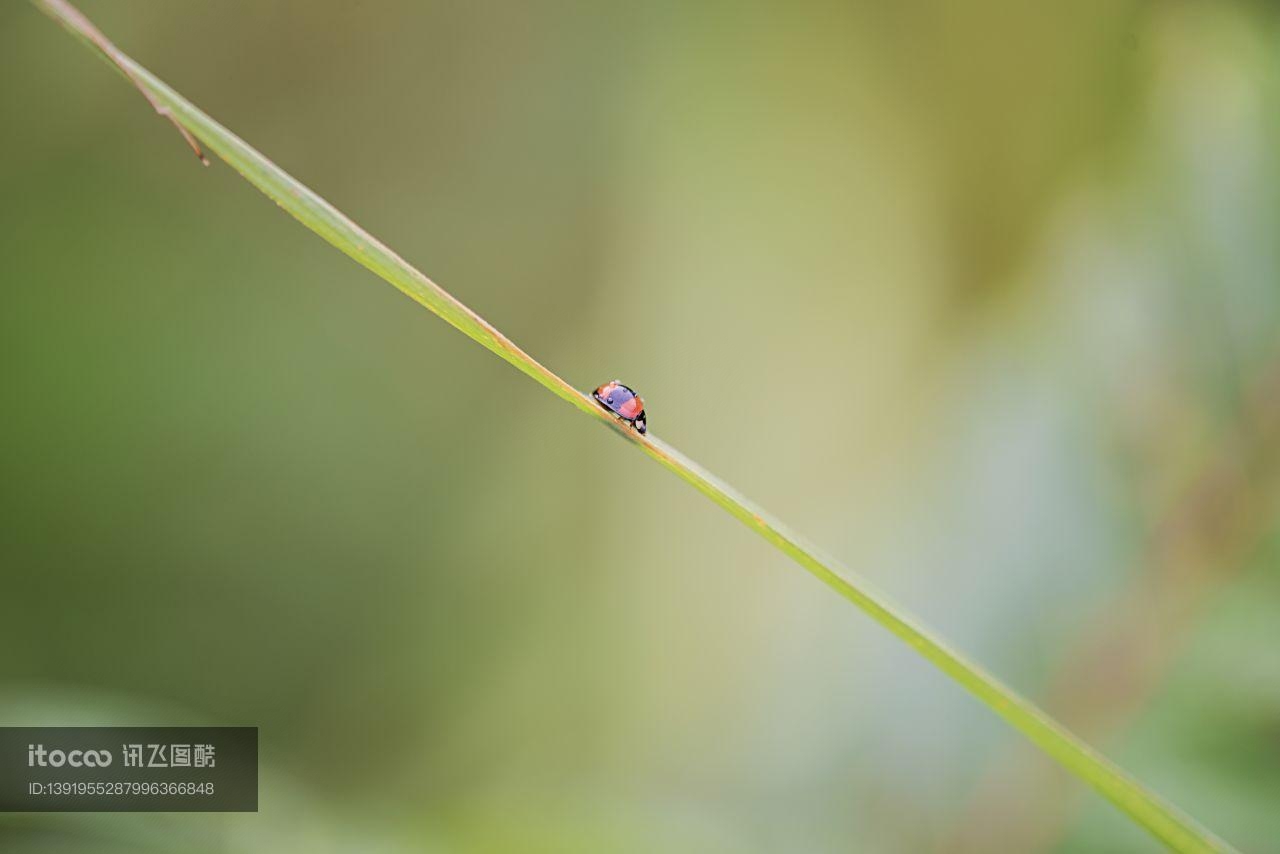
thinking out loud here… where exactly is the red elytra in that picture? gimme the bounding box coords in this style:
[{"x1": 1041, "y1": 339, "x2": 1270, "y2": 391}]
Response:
[{"x1": 592, "y1": 380, "x2": 647, "y2": 434}]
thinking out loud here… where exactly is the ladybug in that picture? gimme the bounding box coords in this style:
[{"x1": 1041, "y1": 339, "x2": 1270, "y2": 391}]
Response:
[{"x1": 592, "y1": 380, "x2": 647, "y2": 435}]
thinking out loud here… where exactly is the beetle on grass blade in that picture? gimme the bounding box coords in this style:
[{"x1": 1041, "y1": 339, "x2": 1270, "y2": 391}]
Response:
[{"x1": 592, "y1": 380, "x2": 647, "y2": 435}]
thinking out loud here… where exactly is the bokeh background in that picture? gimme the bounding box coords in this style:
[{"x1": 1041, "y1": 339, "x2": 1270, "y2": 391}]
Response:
[{"x1": 2, "y1": 1, "x2": 1278, "y2": 851}]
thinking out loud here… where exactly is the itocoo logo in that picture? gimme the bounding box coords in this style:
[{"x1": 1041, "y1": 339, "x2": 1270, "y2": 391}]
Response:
[{"x1": 27, "y1": 744, "x2": 113, "y2": 768}]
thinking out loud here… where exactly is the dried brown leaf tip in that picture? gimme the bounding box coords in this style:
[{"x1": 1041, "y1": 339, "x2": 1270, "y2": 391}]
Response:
[{"x1": 43, "y1": 0, "x2": 209, "y2": 165}]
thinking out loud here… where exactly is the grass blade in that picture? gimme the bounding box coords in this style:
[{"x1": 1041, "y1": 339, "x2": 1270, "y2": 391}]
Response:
[{"x1": 32, "y1": 1, "x2": 1236, "y2": 850}]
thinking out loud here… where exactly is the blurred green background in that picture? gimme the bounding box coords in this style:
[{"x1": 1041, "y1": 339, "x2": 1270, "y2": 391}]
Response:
[{"x1": 2, "y1": 1, "x2": 1278, "y2": 851}]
